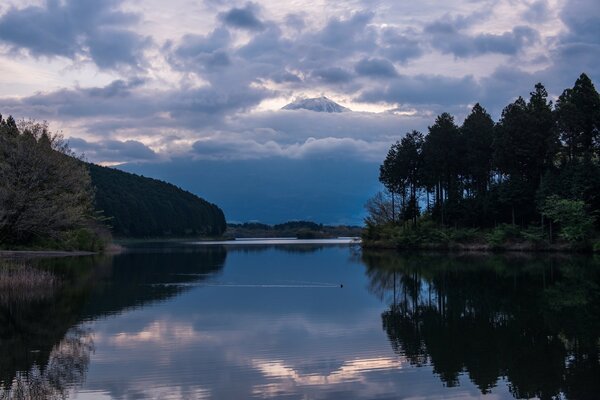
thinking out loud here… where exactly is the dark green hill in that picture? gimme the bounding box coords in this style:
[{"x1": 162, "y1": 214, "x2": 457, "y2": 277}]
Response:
[{"x1": 88, "y1": 164, "x2": 226, "y2": 237}]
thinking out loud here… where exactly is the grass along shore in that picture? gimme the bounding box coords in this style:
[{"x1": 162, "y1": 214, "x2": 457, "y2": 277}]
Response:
[
  {"x1": 362, "y1": 221, "x2": 600, "y2": 253},
  {"x1": 0, "y1": 261, "x2": 59, "y2": 303}
]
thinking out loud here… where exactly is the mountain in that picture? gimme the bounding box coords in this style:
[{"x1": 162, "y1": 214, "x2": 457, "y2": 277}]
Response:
[
  {"x1": 88, "y1": 163, "x2": 226, "y2": 237},
  {"x1": 119, "y1": 158, "x2": 381, "y2": 225},
  {"x1": 282, "y1": 96, "x2": 351, "y2": 113}
]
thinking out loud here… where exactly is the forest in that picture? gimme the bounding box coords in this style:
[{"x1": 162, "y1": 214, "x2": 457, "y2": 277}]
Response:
[
  {"x1": 0, "y1": 117, "x2": 106, "y2": 251},
  {"x1": 89, "y1": 164, "x2": 226, "y2": 238},
  {"x1": 365, "y1": 73, "x2": 600, "y2": 251},
  {"x1": 0, "y1": 116, "x2": 226, "y2": 250}
]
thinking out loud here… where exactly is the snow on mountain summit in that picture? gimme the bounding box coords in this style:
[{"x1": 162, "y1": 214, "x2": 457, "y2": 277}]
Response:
[{"x1": 281, "y1": 96, "x2": 351, "y2": 113}]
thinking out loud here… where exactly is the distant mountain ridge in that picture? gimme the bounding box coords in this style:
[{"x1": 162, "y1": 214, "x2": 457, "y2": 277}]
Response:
[{"x1": 282, "y1": 96, "x2": 351, "y2": 113}]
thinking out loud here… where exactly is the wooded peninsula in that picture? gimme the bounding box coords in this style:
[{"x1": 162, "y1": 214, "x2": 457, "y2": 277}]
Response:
[
  {"x1": 364, "y1": 73, "x2": 600, "y2": 252},
  {"x1": 0, "y1": 118, "x2": 226, "y2": 251}
]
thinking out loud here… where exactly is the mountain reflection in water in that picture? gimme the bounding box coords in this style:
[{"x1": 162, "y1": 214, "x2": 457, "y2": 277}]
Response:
[{"x1": 1, "y1": 243, "x2": 599, "y2": 399}]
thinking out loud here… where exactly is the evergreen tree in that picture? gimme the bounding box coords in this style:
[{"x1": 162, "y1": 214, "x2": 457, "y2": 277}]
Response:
[
  {"x1": 461, "y1": 103, "x2": 494, "y2": 197},
  {"x1": 422, "y1": 113, "x2": 463, "y2": 225},
  {"x1": 555, "y1": 73, "x2": 600, "y2": 161}
]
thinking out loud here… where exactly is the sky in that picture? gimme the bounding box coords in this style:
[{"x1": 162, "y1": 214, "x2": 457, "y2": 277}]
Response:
[{"x1": 0, "y1": 0, "x2": 598, "y2": 224}]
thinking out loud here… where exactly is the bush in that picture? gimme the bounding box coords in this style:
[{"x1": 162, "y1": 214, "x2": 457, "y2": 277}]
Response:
[
  {"x1": 486, "y1": 224, "x2": 522, "y2": 247},
  {"x1": 541, "y1": 195, "x2": 596, "y2": 243}
]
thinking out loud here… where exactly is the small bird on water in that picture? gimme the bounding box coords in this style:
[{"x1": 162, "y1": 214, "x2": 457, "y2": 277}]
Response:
[{"x1": 340, "y1": 284, "x2": 343, "y2": 288}]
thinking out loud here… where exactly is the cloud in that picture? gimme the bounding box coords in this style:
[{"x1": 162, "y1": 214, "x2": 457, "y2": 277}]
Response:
[
  {"x1": 425, "y1": 20, "x2": 539, "y2": 58},
  {"x1": 523, "y1": 0, "x2": 551, "y2": 22},
  {"x1": 219, "y1": 2, "x2": 265, "y2": 31},
  {"x1": 168, "y1": 28, "x2": 232, "y2": 73},
  {"x1": 69, "y1": 137, "x2": 158, "y2": 163},
  {"x1": 312, "y1": 67, "x2": 354, "y2": 84},
  {"x1": 314, "y1": 11, "x2": 376, "y2": 52},
  {"x1": 379, "y1": 27, "x2": 423, "y2": 63},
  {"x1": 0, "y1": 77, "x2": 272, "y2": 150},
  {"x1": 355, "y1": 58, "x2": 397, "y2": 78},
  {"x1": 0, "y1": 0, "x2": 598, "y2": 166},
  {"x1": 358, "y1": 74, "x2": 481, "y2": 107},
  {"x1": 190, "y1": 135, "x2": 388, "y2": 162},
  {"x1": 0, "y1": 0, "x2": 149, "y2": 69}
]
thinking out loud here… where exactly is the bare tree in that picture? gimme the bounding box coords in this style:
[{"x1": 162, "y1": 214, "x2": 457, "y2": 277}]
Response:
[{"x1": 364, "y1": 191, "x2": 396, "y2": 226}]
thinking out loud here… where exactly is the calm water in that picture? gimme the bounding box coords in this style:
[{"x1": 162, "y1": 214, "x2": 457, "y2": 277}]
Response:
[{"x1": 1, "y1": 241, "x2": 599, "y2": 399}]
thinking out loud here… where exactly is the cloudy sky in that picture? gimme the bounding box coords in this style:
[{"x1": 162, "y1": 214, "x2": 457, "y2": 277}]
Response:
[{"x1": 0, "y1": 0, "x2": 598, "y2": 223}]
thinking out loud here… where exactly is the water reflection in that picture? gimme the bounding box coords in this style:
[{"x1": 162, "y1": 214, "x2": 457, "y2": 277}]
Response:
[
  {"x1": 2, "y1": 244, "x2": 599, "y2": 399},
  {"x1": 0, "y1": 246, "x2": 227, "y2": 394},
  {"x1": 362, "y1": 251, "x2": 600, "y2": 399},
  {"x1": 0, "y1": 327, "x2": 93, "y2": 400}
]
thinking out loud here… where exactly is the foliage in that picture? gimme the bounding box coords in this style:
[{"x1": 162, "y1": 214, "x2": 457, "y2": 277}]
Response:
[
  {"x1": 541, "y1": 195, "x2": 595, "y2": 243},
  {"x1": 369, "y1": 73, "x2": 600, "y2": 246},
  {"x1": 0, "y1": 117, "x2": 105, "y2": 250},
  {"x1": 89, "y1": 164, "x2": 226, "y2": 238}
]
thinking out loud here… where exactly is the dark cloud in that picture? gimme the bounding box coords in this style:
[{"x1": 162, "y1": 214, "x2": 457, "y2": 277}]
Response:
[
  {"x1": 87, "y1": 78, "x2": 146, "y2": 98},
  {"x1": 168, "y1": 28, "x2": 232, "y2": 73},
  {"x1": 312, "y1": 67, "x2": 354, "y2": 84},
  {"x1": 355, "y1": 57, "x2": 397, "y2": 78},
  {"x1": 537, "y1": 0, "x2": 600, "y2": 88},
  {"x1": 236, "y1": 25, "x2": 291, "y2": 63},
  {"x1": 285, "y1": 13, "x2": 305, "y2": 31},
  {"x1": 379, "y1": 27, "x2": 423, "y2": 63},
  {"x1": 313, "y1": 11, "x2": 376, "y2": 52},
  {"x1": 0, "y1": 0, "x2": 149, "y2": 69},
  {"x1": 172, "y1": 28, "x2": 231, "y2": 58},
  {"x1": 219, "y1": 2, "x2": 265, "y2": 31},
  {"x1": 358, "y1": 74, "x2": 480, "y2": 106},
  {"x1": 523, "y1": 0, "x2": 551, "y2": 22},
  {"x1": 69, "y1": 137, "x2": 158, "y2": 162},
  {"x1": 425, "y1": 19, "x2": 539, "y2": 57},
  {"x1": 270, "y1": 71, "x2": 302, "y2": 83},
  {"x1": 0, "y1": 78, "x2": 270, "y2": 135}
]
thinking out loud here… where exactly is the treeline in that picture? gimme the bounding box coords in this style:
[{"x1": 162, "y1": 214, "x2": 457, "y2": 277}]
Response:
[
  {"x1": 0, "y1": 117, "x2": 106, "y2": 250},
  {"x1": 0, "y1": 114, "x2": 227, "y2": 249},
  {"x1": 90, "y1": 164, "x2": 226, "y2": 238},
  {"x1": 226, "y1": 220, "x2": 362, "y2": 239},
  {"x1": 369, "y1": 73, "x2": 600, "y2": 247}
]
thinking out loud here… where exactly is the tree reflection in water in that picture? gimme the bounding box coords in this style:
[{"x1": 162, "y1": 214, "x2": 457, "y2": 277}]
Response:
[
  {"x1": 0, "y1": 327, "x2": 93, "y2": 400},
  {"x1": 0, "y1": 246, "x2": 228, "y2": 398},
  {"x1": 362, "y1": 251, "x2": 600, "y2": 400}
]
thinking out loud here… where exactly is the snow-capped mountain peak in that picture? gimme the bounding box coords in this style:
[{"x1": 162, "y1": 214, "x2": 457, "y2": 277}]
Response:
[{"x1": 282, "y1": 96, "x2": 351, "y2": 113}]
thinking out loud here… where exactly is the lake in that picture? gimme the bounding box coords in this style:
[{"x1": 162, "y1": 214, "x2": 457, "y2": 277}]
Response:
[{"x1": 1, "y1": 240, "x2": 599, "y2": 399}]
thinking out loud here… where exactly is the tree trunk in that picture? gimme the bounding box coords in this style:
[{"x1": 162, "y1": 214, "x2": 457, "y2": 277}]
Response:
[{"x1": 391, "y1": 192, "x2": 395, "y2": 223}]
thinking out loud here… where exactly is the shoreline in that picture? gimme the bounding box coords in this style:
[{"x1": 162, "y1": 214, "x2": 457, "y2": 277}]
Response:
[
  {"x1": 0, "y1": 244, "x2": 124, "y2": 259},
  {"x1": 361, "y1": 240, "x2": 597, "y2": 253},
  {"x1": 0, "y1": 250, "x2": 96, "y2": 259}
]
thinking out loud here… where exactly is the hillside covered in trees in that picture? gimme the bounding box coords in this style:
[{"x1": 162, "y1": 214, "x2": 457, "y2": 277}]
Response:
[
  {"x1": 0, "y1": 115, "x2": 227, "y2": 249},
  {"x1": 365, "y1": 73, "x2": 600, "y2": 251},
  {"x1": 0, "y1": 117, "x2": 106, "y2": 250},
  {"x1": 89, "y1": 164, "x2": 226, "y2": 238}
]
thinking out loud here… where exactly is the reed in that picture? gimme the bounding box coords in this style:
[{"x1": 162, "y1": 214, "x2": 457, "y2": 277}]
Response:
[{"x1": 0, "y1": 262, "x2": 59, "y2": 303}]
